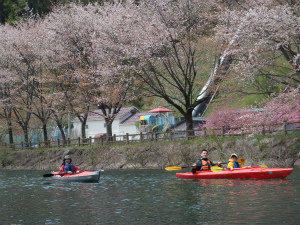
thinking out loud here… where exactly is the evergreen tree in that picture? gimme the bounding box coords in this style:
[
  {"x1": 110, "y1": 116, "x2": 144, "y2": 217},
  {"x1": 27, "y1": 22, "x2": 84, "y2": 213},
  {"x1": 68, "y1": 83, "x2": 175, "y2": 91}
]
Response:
[{"x1": 0, "y1": 0, "x2": 27, "y2": 24}]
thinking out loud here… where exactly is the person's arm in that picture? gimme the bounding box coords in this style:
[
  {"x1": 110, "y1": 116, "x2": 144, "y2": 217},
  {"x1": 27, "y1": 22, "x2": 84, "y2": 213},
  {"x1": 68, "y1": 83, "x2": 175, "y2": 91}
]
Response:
[
  {"x1": 211, "y1": 161, "x2": 222, "y2": 167},
  {"x1": 191, "y1": 159, "x2": 202, "y2": 173},
  {"x1": 73, "y1": 165, "x2": 82, "y2": 173},
  {"x1": 58, "y1": 165, "x2": 67, "y2": 174},
  {"x1": 227, "y1": 161, "x2": 234, "y2": 170}
]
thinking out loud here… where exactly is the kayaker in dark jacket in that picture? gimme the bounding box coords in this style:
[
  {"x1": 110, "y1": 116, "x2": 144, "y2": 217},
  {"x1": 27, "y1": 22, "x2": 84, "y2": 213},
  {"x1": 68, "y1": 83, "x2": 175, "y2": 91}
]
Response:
[
  {"x1": 191, "y1": 149, "x2": 221, "y2": 174},
  {"x1": 227, "y1": 153, "x2": 241, "y2": 170},
  {"x1": 59, "y1": 155, "x2": 82, "y2": 174}
]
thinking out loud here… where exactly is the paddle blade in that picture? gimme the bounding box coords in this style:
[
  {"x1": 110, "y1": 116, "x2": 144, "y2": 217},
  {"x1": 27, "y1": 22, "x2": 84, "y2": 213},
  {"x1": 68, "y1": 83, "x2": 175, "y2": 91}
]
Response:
[
  {"x1": 260, "y1": 165, "x2": 268, "y2": 168},
  {"x1": 43, "y1": 174, "x2": 54, "y2": 177},
  {"x1": 238, "y1": 158, "x2": 246, "y2": 165},
  {"x1": 211, "y1": 166, "x2": 224, "y2": 172},
  {"x1": 165, "y1": 166, "x2": 184, "y2": 171},
  {"x1": 238, "y1": 158, "x2": 246, "y2": 167}
]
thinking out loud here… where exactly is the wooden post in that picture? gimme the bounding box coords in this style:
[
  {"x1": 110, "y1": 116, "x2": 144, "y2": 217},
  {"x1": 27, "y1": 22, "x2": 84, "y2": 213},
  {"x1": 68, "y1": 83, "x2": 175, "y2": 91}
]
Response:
[
  {"x1": 241, "y1": 126, "x2": 244, "y2": 137},
  {"x1": 29, "y1": 141, "x2": 32, "y2": 149},
  {"x1": 100, "y1": 136, "x2": 103, "y2": 145},
  {"x1": 203, "y1": 127, "x2": 206, "y2": 137},
  {"x1": 78, "y1": 137, "x2": 81, "y2": 146},
  {"x1": 48, "y1": 140, "x2": 51, "y2": 148},
  {"x1": 154, "y1": 132, "x2": 157, "y2": 142},
  {"x1": 170, "y1": 130, "x2": 173, "y2": 141},
  {"x1": 58, "y1": 139, "x2": 60, "y2": 147},
  {"x1": 283, "y1": 121, "x2": 287, "y2": 135},
  {"x1": 38, "y1": 140, "x2": 41, "y2": 148},
  {"x1": 185, "y1": 129, "x2": 188, "y2": 139},
  {"x1": 221, "y1": 126, "x2": 225, "y2": 137},
  {"x1": 262, "y1": 125, "x2": 265, "y2": 136},
  {"x1": 21, "y1": 142, "x2": 23, "y2": 150},
  {"x1": 89, "y1": 136, "x2": 92, "y2": 146},
  {"x1": 113, "y1": 134, "x2": 116, "y2": 144},
  {"x1": 68, "y1": 138, "x2": 71, "y2": 146},
  {"x1": 140, "y1": 131, "x2": 143, "y2": 142},
  {"x1": 126, "y1": 133, "x2": 129, "y2": 144}
]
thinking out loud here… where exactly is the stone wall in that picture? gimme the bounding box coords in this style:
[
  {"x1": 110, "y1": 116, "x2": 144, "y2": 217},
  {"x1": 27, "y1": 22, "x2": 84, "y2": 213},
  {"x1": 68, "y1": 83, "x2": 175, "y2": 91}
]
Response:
[{"x1": 0, "y1": 136, "x2": 299, "y2": 171}]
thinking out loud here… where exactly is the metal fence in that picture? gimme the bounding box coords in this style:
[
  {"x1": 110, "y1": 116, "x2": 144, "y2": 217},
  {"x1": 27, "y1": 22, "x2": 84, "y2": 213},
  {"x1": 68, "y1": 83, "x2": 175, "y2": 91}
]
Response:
[{"x1": 3, "y1": 121, "x2": 300, "y2": 150}]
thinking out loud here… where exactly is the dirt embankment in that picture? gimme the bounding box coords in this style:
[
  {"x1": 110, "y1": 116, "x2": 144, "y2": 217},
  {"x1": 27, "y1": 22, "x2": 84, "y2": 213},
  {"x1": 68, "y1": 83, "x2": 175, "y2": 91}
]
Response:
[{"x1": 1, "y1": 136, "x2": 300, "y2": 171}]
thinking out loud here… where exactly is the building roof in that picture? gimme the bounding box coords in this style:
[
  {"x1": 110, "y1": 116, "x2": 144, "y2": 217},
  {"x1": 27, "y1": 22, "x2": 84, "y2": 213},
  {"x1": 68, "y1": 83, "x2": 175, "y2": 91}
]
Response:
[
  {"x1": 120, "y1": 112, "x2": 157, "y2": 125},
  {"x1": 72, "y1": 106, "x2": 140, "y2": 122}
]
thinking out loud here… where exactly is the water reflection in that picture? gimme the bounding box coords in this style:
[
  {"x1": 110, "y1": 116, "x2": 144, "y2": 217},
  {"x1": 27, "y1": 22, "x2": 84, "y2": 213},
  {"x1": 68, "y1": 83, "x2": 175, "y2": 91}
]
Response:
[{"x1": 0, "y1": 169, "x2": 299, "y2": 225}]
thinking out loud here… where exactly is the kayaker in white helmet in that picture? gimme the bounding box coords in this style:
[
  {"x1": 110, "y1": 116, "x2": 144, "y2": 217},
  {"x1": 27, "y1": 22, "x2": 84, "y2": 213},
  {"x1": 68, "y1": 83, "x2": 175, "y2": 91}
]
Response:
[
  {"x1": 227, "y1": 153, "x2": 241, "y2": 170},
  {"x1": 191, "y1": 149, "x2": 222, "y2": 174},
  {"x1": 59, "y1": 155, "x2": 82, "y2": 174}
]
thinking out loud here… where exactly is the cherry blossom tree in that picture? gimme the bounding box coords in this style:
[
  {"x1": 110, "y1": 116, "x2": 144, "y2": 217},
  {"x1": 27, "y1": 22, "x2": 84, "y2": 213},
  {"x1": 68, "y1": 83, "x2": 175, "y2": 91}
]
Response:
[
  {"x1": 0, "y1": 14, "x2": 58, "y2": 144},
  {"x1": 0, "y1": 23, "x2": 32, "y2": 145},
  {"x1": 214, "y1": 0, "x2": 300, "y2": 93},
  {"x1": 205, "y1": 85, "x2": 300, "y2": 134},
  {"x1": 43, "y1": 3, "x2": 143, "y2": 139},
  {"x1": 0, "y1": 71, "x2": 15, "y2": 144},
  {"x1": 94, "y1": 0, "x2": 224, "y2": 134}
]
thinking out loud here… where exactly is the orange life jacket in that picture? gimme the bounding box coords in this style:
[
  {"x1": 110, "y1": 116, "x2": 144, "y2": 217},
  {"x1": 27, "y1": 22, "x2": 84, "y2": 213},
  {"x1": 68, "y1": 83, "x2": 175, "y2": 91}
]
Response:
[{"x1": 201, "y1": 159, "x2": 212, "y2": 170}]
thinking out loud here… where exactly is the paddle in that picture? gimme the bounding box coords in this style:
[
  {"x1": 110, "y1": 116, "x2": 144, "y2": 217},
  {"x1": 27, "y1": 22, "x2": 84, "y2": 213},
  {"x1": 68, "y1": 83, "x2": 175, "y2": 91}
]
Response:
[
  {"x1": 165, "y1": 166, "x2": 191, "y2": 171},
  {"x1": 238, "y1": 158, "x2": 246, "y2": 166},
  {"x1": 43, "y1": 173, "x2": 64, "y2": 177},
  {"x1": 43, "y1": 169, "x2": 104, "y2": 177},
  {"x1": 259, "y1": 165, "x2": 268, "y2": 168},
  {"x1": 211, "y1": 166, "x2": 224, "y2": 172},
  {"x1": 237, "y1": 158, "x2": 268, "y2": 168},
  {"x1": 165, "y1": 163, "x2": 226, "y2": 171}
]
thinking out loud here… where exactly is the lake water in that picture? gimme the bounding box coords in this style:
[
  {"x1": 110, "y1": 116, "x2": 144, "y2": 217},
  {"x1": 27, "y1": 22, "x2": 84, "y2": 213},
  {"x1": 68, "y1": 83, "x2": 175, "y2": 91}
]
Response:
[{"x1": 0, "y1": 168, "x2": 299, "y2": 225}]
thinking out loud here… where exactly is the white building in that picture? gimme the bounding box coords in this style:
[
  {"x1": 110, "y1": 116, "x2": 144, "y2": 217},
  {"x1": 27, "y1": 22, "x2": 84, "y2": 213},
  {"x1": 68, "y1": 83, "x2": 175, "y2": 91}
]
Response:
[{"x1": 72, "y1": 106, "x2": 152, "y2": 140}]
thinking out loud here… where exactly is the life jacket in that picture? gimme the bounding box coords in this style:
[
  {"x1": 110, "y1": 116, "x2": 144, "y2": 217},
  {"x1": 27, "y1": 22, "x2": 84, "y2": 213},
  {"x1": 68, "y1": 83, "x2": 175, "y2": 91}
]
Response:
[
  {"x1": 201, "y1": 159, "x2": 212, "y2": 171},
  {"x1": 64, "y1": 162, "x2": 75, "y2": 173},
  {"x1": 227, "y1": 160, "x2": 241, "y2": 168}
]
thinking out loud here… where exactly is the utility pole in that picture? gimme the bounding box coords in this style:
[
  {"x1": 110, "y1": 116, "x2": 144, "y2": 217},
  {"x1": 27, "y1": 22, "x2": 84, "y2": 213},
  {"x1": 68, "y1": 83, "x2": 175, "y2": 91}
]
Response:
[{"x1": 68, "y1": 110, "x2": 71, "y2": 139}]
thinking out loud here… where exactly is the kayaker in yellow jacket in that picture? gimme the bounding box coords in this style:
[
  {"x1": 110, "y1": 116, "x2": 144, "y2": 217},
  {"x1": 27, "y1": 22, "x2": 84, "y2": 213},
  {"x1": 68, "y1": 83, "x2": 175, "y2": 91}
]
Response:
[{"x1": 227, "y1": 153, "x2": 241, "y2": 170}]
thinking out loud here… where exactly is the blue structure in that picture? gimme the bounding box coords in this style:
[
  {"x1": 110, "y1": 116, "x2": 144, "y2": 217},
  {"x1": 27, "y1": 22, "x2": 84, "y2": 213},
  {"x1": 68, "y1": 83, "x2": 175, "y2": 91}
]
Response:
[{"x1": 139, "y1": 114, "x2": 175, "y2": 133}]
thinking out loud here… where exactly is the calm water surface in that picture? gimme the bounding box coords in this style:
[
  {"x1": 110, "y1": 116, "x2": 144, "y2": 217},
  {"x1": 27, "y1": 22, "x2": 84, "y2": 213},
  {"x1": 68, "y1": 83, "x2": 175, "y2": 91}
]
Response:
[{"x1": 0, "y1": 168, "x2": 299, "y2": 225}]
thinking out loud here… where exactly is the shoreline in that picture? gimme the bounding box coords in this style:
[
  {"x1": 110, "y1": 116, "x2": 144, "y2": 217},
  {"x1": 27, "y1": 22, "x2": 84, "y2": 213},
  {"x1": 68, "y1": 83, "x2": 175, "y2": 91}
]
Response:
[{"x1": 1, "y1": 135, "x2": 299, "y2": 171}]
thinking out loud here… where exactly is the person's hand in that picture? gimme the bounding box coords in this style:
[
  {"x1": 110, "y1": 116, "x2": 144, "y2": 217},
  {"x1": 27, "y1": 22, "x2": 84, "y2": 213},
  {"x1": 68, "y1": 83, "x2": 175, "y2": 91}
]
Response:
[
  {"x1": 67, "y1": 171, "x2": 72, "y2": 174},
  {"x1": 76, "y1": 171, "x2": 80, "y2": 173},
  {"x1": 230, "y1": 167, "x2": 233, "y2": 171},
  {"x1": 217, "y1": 162, "x2": 221, "y2": 167}
]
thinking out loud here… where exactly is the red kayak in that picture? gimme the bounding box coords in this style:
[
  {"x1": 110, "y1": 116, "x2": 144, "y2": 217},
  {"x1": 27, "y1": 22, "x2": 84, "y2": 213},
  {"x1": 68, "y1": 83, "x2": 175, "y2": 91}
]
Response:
[
  {"x1": 176, "y1": 167, "x2": 293, "y2": 180},
  {"x1": 51, "y1": 170, "x2": 100, "y2": 182}
]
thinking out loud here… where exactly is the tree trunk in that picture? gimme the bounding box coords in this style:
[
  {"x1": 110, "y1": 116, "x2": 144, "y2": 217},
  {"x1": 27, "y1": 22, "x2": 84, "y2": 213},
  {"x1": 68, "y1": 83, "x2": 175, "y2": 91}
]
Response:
[
  {"x1": 23, "y1": 126, "x2": 29, "y2": 147},
  {"x1": 185, "y1": 110, "x2": 194, "y2": 138},
  {"x1": 13, "y1": 107, "x2": 31, "y2": 147},
  {"x1": 106, "y1": 120, "x2": 113, "y2": 141},
  {"x1": 42, "y1": 123, "x2": 48, "y2": 142},
  {"x1": 81, "y1": 120, "x2": 87, "y2": 140},
  {"x1": 7, "y1": 121, "x2": 13, "y2": 144},
  {"x1": 57, "y1": 123, "x2": 66, "y2": 142},
  {"x1": 53, "y1": 113, "x2": 67, "y2": 142}
]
